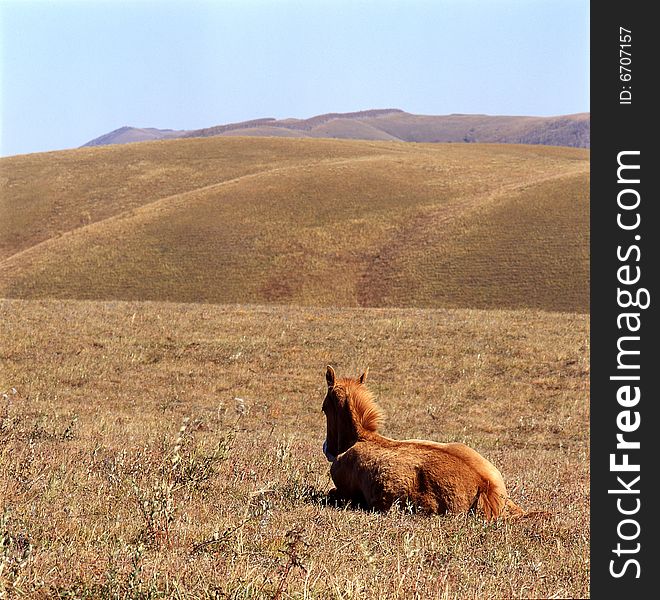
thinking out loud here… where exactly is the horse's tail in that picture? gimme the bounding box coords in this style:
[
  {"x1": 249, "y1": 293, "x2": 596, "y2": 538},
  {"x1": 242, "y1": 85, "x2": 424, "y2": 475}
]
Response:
[
  {"x1": 500, "y1": 495, "x2": 554, "y2": 521},
  {"x1": 474, "y1": 484, "x2": 532, "y2": 521},
  {"x1": 489, "y1": 495, "x2": 552, "y2": 521},
  {"x1": 501, "y1": 498, "x2": 526, "y2": 519},
  {"x1": 471, "y1": 483, "x2": 505, "y2": 520}
]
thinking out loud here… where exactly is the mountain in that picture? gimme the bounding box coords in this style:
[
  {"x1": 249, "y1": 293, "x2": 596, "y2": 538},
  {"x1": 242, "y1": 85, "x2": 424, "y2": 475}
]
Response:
[
  {"x1": 82, "y1": 109, "x2": 590, "y2": 149},
  {"x1": 1, "y1": 136, "x2": 589, "y2": 312},
  {"x1": 82, "y1": 126, "x2": 187, "y2": 147}
]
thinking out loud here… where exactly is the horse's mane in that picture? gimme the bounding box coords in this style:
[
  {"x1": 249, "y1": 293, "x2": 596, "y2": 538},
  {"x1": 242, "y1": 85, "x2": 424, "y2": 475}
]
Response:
[{"x1": 340, "y1": 379, "x2": 384, "y2": 433}]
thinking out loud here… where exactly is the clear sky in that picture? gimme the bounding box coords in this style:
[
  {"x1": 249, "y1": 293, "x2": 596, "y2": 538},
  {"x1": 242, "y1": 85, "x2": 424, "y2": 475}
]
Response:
[{"x1": 0, "y1": 0, "x2": 589, "y2": 157}]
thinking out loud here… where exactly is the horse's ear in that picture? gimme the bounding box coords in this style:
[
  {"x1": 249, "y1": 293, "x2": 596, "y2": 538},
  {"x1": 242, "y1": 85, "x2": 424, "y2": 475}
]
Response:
[
  {"x1": 326, "y1": 365, "x2": 336, "y2": 388},
  {"x1": 358, "y1": 368, "x2": 369, "y2": 384}
]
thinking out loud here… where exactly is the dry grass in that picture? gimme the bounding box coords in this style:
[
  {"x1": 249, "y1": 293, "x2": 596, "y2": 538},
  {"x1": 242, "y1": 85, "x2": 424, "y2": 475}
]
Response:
[
  {"x1": 0, "y1": 137, "x2": 379, "y2": 261},
  {"x1": 0, "y1": 299, "x2": 589, "y2": 598},
  {"x1": 1, "y1": 128, "x2": 590, "y2": 598},
  {"x1": 362, "y1": 172, "x2": 590, "y2": 312},
  {"x1": 0, "y1": 138, "x2": 589, "y2": 312}
]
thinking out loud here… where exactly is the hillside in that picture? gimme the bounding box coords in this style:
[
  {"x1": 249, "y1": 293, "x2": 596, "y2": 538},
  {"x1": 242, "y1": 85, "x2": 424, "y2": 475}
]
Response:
[
  {"x1": 0, "y1": 136, "x2": 589, "y2": 311},
  {"x1": 82, "y1": 109, "x2": 590, "y2": 149}
]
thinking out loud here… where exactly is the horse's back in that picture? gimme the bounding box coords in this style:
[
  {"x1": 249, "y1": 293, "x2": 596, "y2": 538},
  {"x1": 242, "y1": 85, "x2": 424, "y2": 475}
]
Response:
[
  {"x1": 390, "y1": 438, "x2": 505, "y2": 486},
  {"x1": 423, "y1": 440, "x2": 512, "y2": 517},
  {"x1": 331, "y1": 436, "x2": 511, "y2": 516},
  {"x1": 406, "y1": 439, "x2": 509, "y2": 515}
]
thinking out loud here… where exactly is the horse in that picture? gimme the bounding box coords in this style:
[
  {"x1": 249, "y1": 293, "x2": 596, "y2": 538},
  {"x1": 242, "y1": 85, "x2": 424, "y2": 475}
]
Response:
[{"x1": 321, "y1": 366, "x2": 526, "y2": 519}]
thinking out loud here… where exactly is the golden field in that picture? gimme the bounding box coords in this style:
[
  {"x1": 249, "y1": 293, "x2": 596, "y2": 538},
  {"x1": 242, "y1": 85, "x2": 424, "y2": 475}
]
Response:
[
  {"x1": 1, "y1": 299, "x2": 588, "y2": 598},
  {"x1": 0, "y1": 136, "x2": 589, "y2": 598}
]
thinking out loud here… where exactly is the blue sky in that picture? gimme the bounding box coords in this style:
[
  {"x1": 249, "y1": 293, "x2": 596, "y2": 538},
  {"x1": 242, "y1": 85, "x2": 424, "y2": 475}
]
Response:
[{"x1": 0, "y1": 0, "x2": 589, "y2": 157}]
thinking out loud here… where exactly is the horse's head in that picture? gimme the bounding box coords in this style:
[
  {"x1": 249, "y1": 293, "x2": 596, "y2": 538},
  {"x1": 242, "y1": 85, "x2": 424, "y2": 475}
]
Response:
[{"x1": 322, "y1": 365, "x2": 374, "y2": 462}]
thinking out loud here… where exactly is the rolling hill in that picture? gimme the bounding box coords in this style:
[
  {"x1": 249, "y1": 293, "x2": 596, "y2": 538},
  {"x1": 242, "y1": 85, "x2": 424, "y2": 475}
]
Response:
[
  {"x1": 82, "y1": 109, "x2": 590, "y2": 149},
  {"x1": 0, "y1": 133, "x2": 590, "y2": 596},
  {"x1": 0, "y1": 136, "x2": 589, "y2": 311}
]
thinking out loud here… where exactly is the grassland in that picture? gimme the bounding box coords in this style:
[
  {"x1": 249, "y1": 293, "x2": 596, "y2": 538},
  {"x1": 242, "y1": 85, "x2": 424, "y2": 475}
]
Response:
[
  {"x1": 1, "y1": 299, "x2": 589, "y2": 598},
  {"x1": 1, "y1": 133, "x2": 590, "y2": 597},
  {"x1": 0, "y1": 137, "x2": 589, "y2": 312}
]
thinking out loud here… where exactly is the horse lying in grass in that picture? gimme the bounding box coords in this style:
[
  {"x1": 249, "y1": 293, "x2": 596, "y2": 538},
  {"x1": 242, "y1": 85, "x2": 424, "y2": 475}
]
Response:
[{"x1": 322, "y1": 366, "x2": 527, "y2": 519}]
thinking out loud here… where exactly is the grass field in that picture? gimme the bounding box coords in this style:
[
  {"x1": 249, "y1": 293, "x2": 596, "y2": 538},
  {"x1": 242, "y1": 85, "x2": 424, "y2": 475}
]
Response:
[
  {"x1": 0, "y1": 299, "x2": 589, "y2": 598},
  {"x1": 1, "y1": 135, "x2": 590, "y2": 597},
  {"x1": 0, "y1": 138, "x2": 588, "y2": 312}
]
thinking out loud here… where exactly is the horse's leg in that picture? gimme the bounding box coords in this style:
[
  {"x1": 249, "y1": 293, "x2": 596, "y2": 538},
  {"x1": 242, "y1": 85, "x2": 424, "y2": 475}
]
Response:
[
  {"x1": 325, "y1": 486, "x2": 367, "y2": 509},
  {"x1": 326, "y1": 487, "x2": 347, "y2": 507},
  {"x1": 327, "y1": 459, "x2": 352, "y2": 507},
  {"x1": 329, "y1": 458, "x2": 368, "y2": 509}
]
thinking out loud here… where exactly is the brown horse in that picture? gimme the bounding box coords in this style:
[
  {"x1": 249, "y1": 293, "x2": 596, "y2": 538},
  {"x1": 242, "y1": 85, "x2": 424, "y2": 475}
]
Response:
[{"x1": 322, "y1": 366, "x2": 526, "y2": 519}]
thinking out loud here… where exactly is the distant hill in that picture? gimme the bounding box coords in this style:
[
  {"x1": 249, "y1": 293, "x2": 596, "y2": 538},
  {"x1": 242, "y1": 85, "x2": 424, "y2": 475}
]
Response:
[
  {"x1": 82, "y1": 109, "x2": 590, "y2": 148},
  {"x1": 82, "y1": 126, "x2": 187, "y2": 147},
  {"x1": 1, "y1": 136, "x2": 589, "y2": 312}
]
